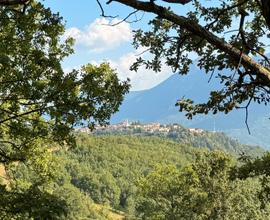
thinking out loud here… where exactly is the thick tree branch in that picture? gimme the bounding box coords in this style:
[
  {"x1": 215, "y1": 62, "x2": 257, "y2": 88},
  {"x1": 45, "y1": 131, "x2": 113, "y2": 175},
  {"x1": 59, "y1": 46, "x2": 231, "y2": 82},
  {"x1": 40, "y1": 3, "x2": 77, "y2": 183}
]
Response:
[
  {"x1": 159, "y1": 0, "x2": 191, "y2": 4},
  {"x1": 261, "y1": 0, "x2": 270, "y2": 29},
  {"x1": 0, "y1": 0, "x2": 28, "y2": 6},
  {"x1": 109, "y1": 0, "x2": 270, "y2": 81}
]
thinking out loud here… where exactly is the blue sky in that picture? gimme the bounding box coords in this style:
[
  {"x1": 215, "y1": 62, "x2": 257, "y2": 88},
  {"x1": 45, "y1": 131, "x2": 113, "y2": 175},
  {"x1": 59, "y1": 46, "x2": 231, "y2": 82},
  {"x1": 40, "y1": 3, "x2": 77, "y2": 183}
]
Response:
[{"x1": 42, "y1": 0, "x2": 195, "y2": 91}]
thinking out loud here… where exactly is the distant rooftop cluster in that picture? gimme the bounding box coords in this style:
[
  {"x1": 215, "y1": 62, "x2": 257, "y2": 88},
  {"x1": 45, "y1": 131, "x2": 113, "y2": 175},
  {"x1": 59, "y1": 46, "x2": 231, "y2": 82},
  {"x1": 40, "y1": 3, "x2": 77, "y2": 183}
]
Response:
[
  {"x1": 76, "y1": 120, "x2": 205, "y2": 135},
  {"x1": 187, "y1": 128, "x2": 204, "y2": 134}
]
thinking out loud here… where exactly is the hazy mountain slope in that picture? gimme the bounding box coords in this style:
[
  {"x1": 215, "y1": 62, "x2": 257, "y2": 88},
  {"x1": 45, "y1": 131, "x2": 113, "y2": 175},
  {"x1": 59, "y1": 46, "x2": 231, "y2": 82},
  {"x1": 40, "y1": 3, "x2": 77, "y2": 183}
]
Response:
[
  {"x1": 111, "y1": 67, "x2": 270, "y2": 148},
  {"x1": 112, "y1": 66, "x2": 213, "y2": 124},
  {"x1": 226, "y1": 117, "x2": 270, "y2": 148}
]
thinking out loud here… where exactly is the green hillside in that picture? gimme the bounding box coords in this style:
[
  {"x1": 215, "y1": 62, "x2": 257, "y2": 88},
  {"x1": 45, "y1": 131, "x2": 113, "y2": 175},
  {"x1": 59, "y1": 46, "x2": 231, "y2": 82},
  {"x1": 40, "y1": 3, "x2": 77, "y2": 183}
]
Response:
[
  {"x1": 1, "y1": 134, "x2": 196, "y2": 219},
  {"x1": 56, "y1": 134, "x2": 196, "y2": 215},
  {"x1": 3, "y1": 132, "x2": 267, "y2": 219},
  {"x1": 92, "y1": 124, "x2": 264, "y2": 157}
]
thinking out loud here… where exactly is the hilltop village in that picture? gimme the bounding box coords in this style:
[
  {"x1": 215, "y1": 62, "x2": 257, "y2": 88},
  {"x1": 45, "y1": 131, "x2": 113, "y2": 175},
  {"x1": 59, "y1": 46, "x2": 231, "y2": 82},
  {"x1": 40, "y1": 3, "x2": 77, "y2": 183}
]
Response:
[{"x1": 76, "y1": 120, "x2": 205, "y2": 135}]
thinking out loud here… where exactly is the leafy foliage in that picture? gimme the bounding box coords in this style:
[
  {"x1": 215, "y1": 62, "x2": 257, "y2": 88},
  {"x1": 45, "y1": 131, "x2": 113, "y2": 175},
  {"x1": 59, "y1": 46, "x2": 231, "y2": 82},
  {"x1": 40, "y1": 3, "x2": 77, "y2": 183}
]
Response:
[
  {"x1": 0, "y1": 1, "x2": 129, "y2": 163},
  {"x1": 107, "y1": 0, "x2": 270, "y2": 118},
  {"x1": 0, "y1": 1, "x2": 129, "y2": 218},
  {"x1": 137, "y1": 151, "x2": 270, "y2": 220}
]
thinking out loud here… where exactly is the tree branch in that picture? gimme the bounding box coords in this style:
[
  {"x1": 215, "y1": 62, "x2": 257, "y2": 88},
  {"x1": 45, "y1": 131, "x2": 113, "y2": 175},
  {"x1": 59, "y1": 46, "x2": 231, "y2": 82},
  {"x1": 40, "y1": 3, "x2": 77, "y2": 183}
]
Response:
[
  {"x1": 260, "y1": 0, "x2": 270, "y2": 29},
  {"x1": 96, "y1": 0, "x2": 118, "y2": 18},
  {"x1": 108, "y1": 10, "x2": 140, "y2": 26},
  {"x1": 0, "y1": 107, "x2": 43, "y2": 124},
  {"x1": 161, "y1": 0, "x2": 191, "y2": 4},
  {"x1": 0, "y1": 0, "x2": 28, "y2": 6},
  {"x1": 109, "y1": 0, "x2": 270, "y2": 81}
]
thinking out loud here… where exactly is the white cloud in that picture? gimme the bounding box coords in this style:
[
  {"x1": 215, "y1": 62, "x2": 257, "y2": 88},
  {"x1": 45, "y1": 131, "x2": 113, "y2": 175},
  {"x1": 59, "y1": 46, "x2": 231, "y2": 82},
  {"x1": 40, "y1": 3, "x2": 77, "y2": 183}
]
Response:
[
  {"x1": 108, "y1": 49, "x2": 173, "y2": 91},
  {"x1": 64, "y1": 18, "x2": 132, "y2": 53},
  {"x1": 65, "y1": 50, "x2": 172, "y2": 91}
]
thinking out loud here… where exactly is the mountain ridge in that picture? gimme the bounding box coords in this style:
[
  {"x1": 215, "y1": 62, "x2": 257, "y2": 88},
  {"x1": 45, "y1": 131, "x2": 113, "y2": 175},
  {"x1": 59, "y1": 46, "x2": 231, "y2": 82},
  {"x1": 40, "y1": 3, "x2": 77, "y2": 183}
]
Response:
[{"x1": 111, "y1": 68, "x2": 270, "y2": 148}]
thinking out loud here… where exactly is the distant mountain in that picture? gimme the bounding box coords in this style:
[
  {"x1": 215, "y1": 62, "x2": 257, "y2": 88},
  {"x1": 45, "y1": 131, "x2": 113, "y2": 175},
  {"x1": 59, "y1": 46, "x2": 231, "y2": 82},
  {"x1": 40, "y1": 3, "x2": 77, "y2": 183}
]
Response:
[{"x1": 111, "y1": 66, "x2": 270, "y2": 148}]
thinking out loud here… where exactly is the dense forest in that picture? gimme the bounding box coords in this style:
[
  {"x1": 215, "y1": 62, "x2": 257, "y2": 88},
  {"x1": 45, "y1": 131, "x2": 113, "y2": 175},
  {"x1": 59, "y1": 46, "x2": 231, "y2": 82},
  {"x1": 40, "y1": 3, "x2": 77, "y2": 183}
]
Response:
[
  {"x1": 93, "y1": 124, "x2": 264, "y2": 156},
  {"x1": 1, "y1": 132, "x2": 269, "y2": 219}
]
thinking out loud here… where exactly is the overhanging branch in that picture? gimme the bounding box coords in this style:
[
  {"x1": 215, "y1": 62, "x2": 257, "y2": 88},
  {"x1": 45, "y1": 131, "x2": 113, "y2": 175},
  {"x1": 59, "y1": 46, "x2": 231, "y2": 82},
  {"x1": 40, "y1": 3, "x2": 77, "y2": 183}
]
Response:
[
  {"x1": 109, "y1": 0, "x2": 270, "y2": 82},
  {"x1": 261, "y1": 0, "x2": 270, "y2": 29},
  {"x1": 0, "y1": 0, "x2": 29, "y2": 6}
]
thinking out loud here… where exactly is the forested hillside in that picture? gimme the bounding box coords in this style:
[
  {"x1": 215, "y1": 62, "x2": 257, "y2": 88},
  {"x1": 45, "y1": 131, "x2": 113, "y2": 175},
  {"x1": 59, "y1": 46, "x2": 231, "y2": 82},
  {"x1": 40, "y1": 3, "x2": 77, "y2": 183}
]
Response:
[
  {"x1": 5, "y1": 134, "x2": 194, "y2": 219},
  {"x1": 2, "y1": 133, "x2": 268, "y2": 219},
  {"x1": 92, "y1": 124, "x2": 264, "y2": 157}
]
